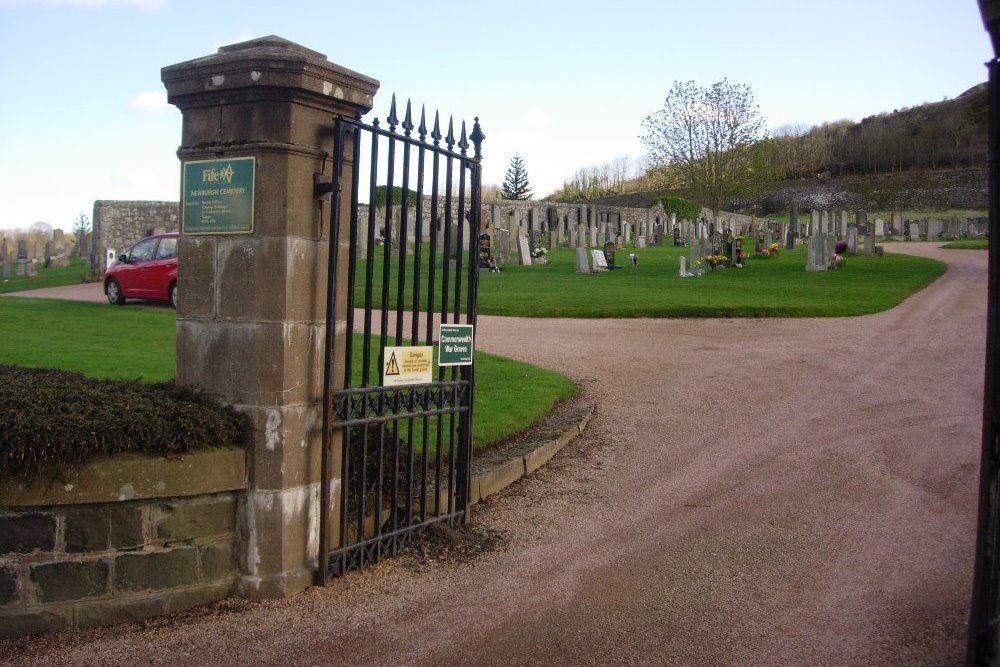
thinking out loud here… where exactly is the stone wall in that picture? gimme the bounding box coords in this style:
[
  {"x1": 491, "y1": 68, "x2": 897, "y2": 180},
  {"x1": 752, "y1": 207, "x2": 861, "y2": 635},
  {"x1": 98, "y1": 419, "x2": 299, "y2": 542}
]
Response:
[
  {"x1": 91, "y1": 200, "x2": 179, "y2": 276},
  {"x1": 0, "y1": 448, "x2": 245, "y2": 639}
]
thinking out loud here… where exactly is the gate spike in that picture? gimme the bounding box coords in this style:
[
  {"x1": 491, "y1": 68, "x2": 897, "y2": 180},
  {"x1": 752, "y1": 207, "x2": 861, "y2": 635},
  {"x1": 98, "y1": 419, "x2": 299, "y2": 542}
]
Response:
[
  {"x1": 387, "y1": 93, "x2": 399, "y2": 131},
  {"x1": 445, "y1": 116, "x2": 455, "y2": 150},
  {"x1": 431, "y1": 111, "x2": 442, "y2": 145},
  {"x1": 418, "y1": 105, "x2": 428, "y2": 141},
  {"x1": 458, "y1": 120, "x2": 469, "y2": 156},
  {"x1": 470, "y1": 117, "x2": 485, "y2": 160},
  {"x1": 402, "y1": 99, "x2": 414, "y2": 136}
]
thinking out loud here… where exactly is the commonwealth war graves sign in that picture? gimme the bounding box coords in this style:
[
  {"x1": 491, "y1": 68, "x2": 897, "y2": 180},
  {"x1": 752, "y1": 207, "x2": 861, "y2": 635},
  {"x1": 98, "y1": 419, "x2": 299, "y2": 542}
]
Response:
[{"x1": 182, "y1": 157, "x2": 255, "y2": 234}]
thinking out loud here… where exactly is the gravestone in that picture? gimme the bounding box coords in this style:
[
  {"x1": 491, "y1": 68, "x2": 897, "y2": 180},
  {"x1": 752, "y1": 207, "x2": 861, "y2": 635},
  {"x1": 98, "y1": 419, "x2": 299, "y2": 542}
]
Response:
[
  {"x1": 575, "y1": 247, "x2": 590, "y2": 273},
  {"x1": 846, "y1": 226, "x2": 858, "y2": 255},
  {"x1": 874, "y1": 219, "x2": 885, "y2": 236},
  {"x1": 478, "y1": 233, "x2": 493, "y2": 270},
  {"x1": 517, "y1": 235, "x2": 532, "y2": 266},
  {"x1": 529, "y1": 230, "x2": 543, "y2": 256},
  {"x1": 864, "y1": 235, "x2": 874, "y2": 256},
  {"x1": 679, "y1": 255, "x2": 687, "y2": 276},
  {"x1": 636, "y1": 236, "x2": 646, "y2": 248},
  {"x1": 891, "y1": 212, "x2": 903, "y2": 235},
  {"x1": 591, "y1": 249, "x2": 608, "y2": 272},
  {"x1": 604, "y1": 241, "x2": 616, "y2": 269},
  {"x1": 909, "y1": 222, "x2": 920, "y2": 241},
  {"x1": 927, "y1": 219, "x2": 942, "y2": 241},
  {"x1": 856, "y1": 209, "x2": 868, "y2": 235},
  {"x1": 787, "y1": 204, "x2": 798, "y2": 250},
  {"x1": 0, "y1": 240, "x2": 8, "y2": 278},
  {"x1": 576, "y1": 223, "x2": 586, "y2": 248},
  {"x1": 806, "y1": 235, "x2": 826, "y2": 272},
  {"x1": 17, "y1": 240, "x2": 27, "y2": 260},
  {"x1": 495, "y1": 228, "x2": 511, "y2": 265},
  {"x1": 549, "y1": 230, "x2": 558, "y2": 251}
]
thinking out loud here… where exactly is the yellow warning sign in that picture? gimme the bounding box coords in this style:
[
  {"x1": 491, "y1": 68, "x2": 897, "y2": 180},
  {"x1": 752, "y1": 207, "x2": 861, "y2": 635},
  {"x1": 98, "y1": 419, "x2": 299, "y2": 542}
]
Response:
[{"x1": 382, "y1": 346, "x2": 433, "y2": 387}]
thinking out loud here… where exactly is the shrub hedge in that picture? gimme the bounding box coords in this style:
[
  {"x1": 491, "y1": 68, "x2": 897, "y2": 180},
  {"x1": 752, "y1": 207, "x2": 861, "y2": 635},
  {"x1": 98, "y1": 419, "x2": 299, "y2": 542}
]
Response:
[{"x1": 0, "y1": 365, "x2": 248, "y2": 479}]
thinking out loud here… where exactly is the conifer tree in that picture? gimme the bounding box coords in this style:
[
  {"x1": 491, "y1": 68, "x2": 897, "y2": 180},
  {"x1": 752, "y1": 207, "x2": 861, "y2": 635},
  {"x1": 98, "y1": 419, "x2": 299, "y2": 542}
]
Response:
[{"x1": 500, "y1": 154, "x2": 533, "y2": 200}]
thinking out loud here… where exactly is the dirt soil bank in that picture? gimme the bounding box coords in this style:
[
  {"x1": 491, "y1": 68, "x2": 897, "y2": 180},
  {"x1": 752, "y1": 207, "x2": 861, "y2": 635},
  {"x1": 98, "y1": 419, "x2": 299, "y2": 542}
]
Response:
[{"x1": 2, "y1": 243, "x2": 983, "y2": 666}]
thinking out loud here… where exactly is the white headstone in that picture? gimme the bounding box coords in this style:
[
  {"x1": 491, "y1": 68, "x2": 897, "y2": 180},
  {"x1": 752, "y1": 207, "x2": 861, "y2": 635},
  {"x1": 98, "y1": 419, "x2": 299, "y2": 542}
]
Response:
[
  {"x1": 591, "y1": 249, "x2": 608, "y2": 271},
  {"x1": 679, "y1": 255, "x2": 687, "y2": 277}
]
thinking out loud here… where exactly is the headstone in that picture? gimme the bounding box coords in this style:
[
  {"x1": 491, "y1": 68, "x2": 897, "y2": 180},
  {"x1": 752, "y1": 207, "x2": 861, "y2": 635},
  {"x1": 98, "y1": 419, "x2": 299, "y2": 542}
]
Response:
[
  {"x1": 864, "y1": 235, "x2": 874, "y2": 256},
  {"x1": 518, "y1": 235, "x2": 532, "y2": 266},
  {"x1": 495, "y1": 228, "x2": 510, "y2": 265},
  {"x1": 17, "y1": 240, "x2": 27, "y2": 260},
  {"x1": 575, "y1": 247, "x2": 591, "y2": 273},
  {"x1": 636, "y1": 236, "x2": 646, "y2": 249},
  {"x1": 576, "y1": 223, "x2": 586, "y2": 248},
  {"x1": 787, "y1": 204, "x2": 798, "y2": 250},
  {"x1": 909, "y1": 222, "x2": 920, "y2": 241},
  {"x1": 679, "y1": 255, "x2": 687, "y2": 277},
  {"x1": 591, "y1": 249, "x2": 608, "y2": 272},
  {"x1": 927, "y1": 219, "x2": 942, "y2": 241},
  {"x1": 856, "y1": 209, "x2": 868, "y2": 234},
  {"x1": 809, "y1": 210, "x2": 819, "y2": 236},
  {"x1": 604, "y1": 241, "x2": 616, "y2": 269},
  {"x1": 806, "y1": 235, "x2": 825, "y2": 272},
  {"x1": 891, "y1": 212, "x2": 903, "y2": 236},
  {"x1": 846, "y1": 226, "x2": 858, "y2": 255},
  {"x1": 874, "y1": 219, "x2": 885, "y2": 236},
  {"x1": 26, "y1": 261, "x2": 37, "y2": 277},
  {"x1": 478, "y1": 233, "x2": 493, "y2": 269},
  {"x1": 549, "y1": 230, "x2": 558, "y2": 251}
]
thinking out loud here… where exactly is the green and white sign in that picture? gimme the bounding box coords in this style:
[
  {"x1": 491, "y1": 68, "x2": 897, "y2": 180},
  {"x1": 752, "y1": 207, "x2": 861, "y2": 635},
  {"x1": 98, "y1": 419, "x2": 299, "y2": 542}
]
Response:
[
  {"x1": 181, "y1": 157, "x2": 255, "y2": 235},
  {"x1": 438, "y1": 324, "x2": 474, "y2": 367}
]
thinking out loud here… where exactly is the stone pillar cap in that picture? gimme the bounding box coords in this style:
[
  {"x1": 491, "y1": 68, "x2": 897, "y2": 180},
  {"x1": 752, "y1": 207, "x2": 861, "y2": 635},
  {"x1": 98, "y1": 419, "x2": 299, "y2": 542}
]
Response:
[{"x1": 162, "y1": 34, "x2": 379, "y2": 114}]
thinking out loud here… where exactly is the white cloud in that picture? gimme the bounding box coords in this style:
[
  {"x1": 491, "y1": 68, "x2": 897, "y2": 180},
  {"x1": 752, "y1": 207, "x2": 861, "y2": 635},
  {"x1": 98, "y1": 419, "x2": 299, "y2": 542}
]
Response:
[
  {"x1": 0, "y1": 0, "x2": 165, "y2": 8},
  {"x1": 130, "y1": 91, "x2": 169, "y2": 113}
]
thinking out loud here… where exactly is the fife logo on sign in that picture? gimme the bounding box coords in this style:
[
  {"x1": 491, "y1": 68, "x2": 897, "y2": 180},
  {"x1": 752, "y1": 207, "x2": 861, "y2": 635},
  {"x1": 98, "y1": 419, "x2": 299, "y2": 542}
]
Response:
[{"x1": 201, "y1": 164, "x2": 235, "y2": 184}]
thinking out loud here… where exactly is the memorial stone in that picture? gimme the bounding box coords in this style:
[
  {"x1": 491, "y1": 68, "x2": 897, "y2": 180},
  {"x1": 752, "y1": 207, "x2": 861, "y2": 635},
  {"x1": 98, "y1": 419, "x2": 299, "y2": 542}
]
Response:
[
  {"x1": 909, "y1": 222, "x2": 920, "y2": 241},
  {"x1": 874, "y1": 219, "x2": 885, "y2": 236},
  {"x1": 679, "y1": 255, "x2": 687, "y2": 276},
  {"x1": 846, "y1": 227, "x2": 858, "y2": 254},
  {"x1": 518, "y1": 235, "x2": 532, "y2": 266},
  {"x1": 604, "y1": 241, "x2": 616, "y2": 269},
  {"x1": 636, "y1": 236, "x2": 646, "y2": 249},
  {"x1": 575, "y1": 247, "x2": 591, "y2": 273},
  {"x1": 591, "y1": 249, "x2": 608, "y2": 271},
  {"x1": 495, "y1": 228, "x2": 511, "y2": 265},
  {"x1": 864, "y1": 235, "x2": 874, "y2": 256}
]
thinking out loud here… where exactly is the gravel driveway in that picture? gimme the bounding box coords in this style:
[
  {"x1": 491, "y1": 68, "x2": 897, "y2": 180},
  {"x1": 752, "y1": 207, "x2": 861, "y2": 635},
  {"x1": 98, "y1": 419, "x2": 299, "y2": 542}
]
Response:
[{"x1": 3, "y1": 243, "x2": 983, "y2": 666}]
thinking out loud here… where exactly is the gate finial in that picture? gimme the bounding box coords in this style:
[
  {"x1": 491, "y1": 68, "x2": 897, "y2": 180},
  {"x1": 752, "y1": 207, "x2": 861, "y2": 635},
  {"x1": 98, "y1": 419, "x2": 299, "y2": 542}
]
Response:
[
  {"x1": 431, "y1": 111, "x2": 442, "y2": 146},
  {"x1": 402, "y1": 99, "x2": 414, "y2": 136},
  {"x1": 418, "y1": 105, "x2": 428, "y2": 141},
  {"x1": 470, "y1": 117, "x2": 485, "y2": 160},
  {"x1": 387, "y1": 93, "x2": 399, "y2": 131},
  {"x1": 446, "y1": 116, "x2": 455, "y2": 150},
  {"x1": 458, "y1": 121, "x2": 469, "y2": 156}
]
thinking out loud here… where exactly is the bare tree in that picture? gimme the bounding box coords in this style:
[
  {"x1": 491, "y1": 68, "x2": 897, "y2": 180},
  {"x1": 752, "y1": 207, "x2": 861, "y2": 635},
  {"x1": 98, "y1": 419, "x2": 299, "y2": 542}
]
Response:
[{"x1": 641, "y1": 79, "x2": 772, "y2": 214}]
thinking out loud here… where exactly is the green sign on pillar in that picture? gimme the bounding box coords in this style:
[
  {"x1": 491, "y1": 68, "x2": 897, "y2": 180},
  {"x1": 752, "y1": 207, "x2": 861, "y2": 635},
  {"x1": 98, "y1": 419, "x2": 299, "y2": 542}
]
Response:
[
  {"x1": 438, "y1": 324, "x2": 474, "y2": 366},
  {"x1": 181, "y1": 157, "x2": 255, "y2": 234}
]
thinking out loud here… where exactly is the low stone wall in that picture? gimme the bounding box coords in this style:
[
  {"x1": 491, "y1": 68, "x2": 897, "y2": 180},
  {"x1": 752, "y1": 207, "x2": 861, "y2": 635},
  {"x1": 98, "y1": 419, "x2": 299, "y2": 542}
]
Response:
[
  {"x1": 91, "y1": 200, "x2": 180, "y2": 277},
  {"x1": 0, "y1": 448, "x2": 245, "y2": 639}
]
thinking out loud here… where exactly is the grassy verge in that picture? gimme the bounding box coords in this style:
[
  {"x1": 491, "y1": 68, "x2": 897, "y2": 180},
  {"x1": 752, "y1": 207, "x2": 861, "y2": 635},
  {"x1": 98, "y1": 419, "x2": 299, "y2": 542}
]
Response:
[
  {"x1": 0, "y1": 257, "x2": 93, "y2": 294},
  {"x1": 0, "y1": 298, "x2": 577, "y2": 454},
  {"x1": 941, "y1": 238, "x2": 988, "y2": 250}
]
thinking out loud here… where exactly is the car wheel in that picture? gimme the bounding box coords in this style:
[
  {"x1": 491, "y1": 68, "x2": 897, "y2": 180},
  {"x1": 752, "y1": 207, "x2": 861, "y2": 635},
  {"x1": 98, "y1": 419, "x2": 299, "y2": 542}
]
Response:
[
  {"x1": 106, "y1": 279, "x2": 126, "y2": 306},
  {"x1": 169, "y1": 282, "x2": 178, "y2": 309}
]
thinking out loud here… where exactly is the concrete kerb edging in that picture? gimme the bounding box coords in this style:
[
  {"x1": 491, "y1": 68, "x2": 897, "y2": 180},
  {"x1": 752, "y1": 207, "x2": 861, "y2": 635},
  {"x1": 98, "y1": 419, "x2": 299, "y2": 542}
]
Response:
[{"x1": 471, "y1": 404, "x2": 595, "y2": 504}]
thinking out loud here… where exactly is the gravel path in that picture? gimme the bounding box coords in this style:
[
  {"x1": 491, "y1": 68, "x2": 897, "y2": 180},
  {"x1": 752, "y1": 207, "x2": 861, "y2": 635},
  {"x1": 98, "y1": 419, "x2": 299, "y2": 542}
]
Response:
[{"x1": 2, "y1": 243, "x2": 983, "y2": 666}]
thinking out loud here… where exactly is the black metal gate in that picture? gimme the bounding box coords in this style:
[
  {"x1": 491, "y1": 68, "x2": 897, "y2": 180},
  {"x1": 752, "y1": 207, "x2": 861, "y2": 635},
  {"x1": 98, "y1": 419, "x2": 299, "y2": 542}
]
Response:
[{"x1": 318, "y1": 97, "x2": 484, "y2": 582}]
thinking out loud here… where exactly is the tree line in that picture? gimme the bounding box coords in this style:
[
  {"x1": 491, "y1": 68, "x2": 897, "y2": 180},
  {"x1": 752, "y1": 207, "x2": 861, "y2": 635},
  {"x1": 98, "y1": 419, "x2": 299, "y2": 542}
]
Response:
[{"x1": 541, "y1": 81, "x2": 987, "y2": 209}]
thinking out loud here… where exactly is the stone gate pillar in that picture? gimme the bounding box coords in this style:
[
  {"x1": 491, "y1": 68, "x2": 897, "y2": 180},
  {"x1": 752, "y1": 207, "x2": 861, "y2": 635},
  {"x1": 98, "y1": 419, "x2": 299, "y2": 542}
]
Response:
[{"x1": 162, "y1": 36, "x2": 378, "y2": 599}]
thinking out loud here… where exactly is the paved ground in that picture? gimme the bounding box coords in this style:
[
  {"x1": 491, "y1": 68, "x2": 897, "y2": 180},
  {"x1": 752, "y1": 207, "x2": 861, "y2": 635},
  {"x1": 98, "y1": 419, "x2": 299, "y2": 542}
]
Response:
[
  {"x1": 2, "y1": 243, "x2": 984, "y2": 666},
  {"x1": 0, "y1": 282, "x2": 107, "y2": 304}
]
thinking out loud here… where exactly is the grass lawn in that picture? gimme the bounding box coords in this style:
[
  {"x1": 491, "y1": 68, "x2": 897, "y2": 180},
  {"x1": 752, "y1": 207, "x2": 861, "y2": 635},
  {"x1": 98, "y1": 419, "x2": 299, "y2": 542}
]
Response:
[
  {"x1": 941, "y1": 238, "x2": 989, "y2": 250},
  {"x1": 356, "y1": 243, "x2": 945, "y2": 318},
  {"x1": 0, "y1": 298, "x2": 577, "y2": 452},
  {"x1": 0, "y1": 257, "x2": 93, "y2": 294}
]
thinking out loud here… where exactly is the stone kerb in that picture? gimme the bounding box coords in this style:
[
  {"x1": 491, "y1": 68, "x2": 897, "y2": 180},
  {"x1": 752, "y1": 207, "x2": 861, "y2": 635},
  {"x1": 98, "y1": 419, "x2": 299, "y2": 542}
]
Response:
[{"x1": 162, "y1": 36, "x2": 379, "y2": 601}]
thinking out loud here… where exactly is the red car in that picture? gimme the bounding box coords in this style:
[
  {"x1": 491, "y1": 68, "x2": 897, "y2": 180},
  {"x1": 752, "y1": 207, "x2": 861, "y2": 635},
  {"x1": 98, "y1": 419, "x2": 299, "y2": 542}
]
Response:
[{"x1": 104, "y1": 232, "x2": 178, "y2": 308}]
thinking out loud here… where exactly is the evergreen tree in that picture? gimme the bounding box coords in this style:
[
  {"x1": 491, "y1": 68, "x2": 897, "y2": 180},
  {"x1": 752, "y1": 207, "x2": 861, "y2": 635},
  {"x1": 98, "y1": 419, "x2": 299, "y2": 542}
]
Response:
[{"x1": 500, "y1": 154, "x2": 533, "y2": 200}]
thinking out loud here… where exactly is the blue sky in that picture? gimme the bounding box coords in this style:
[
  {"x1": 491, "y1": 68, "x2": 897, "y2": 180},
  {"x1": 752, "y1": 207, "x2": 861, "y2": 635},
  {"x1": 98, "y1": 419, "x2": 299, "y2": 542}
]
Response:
[{"x1": 0, "y1": 0, "x2": 990, "y2": 231}]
